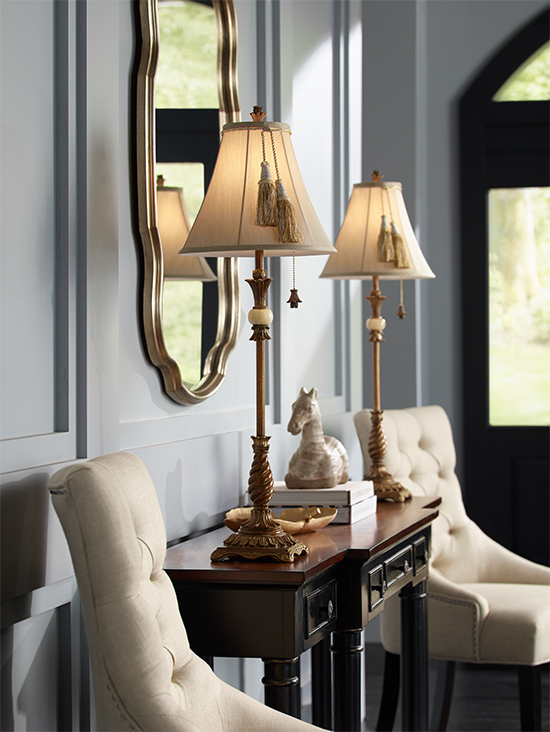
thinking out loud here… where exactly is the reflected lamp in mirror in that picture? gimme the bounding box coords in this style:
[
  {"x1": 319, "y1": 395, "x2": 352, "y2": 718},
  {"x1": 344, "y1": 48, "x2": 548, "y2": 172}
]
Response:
[
  {"x1": 180, "y1": 109, "x2": 337, "y2": 562},
  {"x1": 320, "y1": 171, "x2": 435, "y2": 502},
  {"x1": 157, "y1": 176, "x2": 216, "y2": 281}
]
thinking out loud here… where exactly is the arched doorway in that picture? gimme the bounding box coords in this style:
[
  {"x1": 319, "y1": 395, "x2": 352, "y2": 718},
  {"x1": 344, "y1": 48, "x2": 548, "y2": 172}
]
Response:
[{"x1": 460, "y1": 9, "x2": 549, "y2": 565}]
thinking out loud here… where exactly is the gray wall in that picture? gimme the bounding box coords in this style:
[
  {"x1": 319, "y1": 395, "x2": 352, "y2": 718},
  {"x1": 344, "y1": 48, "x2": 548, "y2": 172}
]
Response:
[{"x1": 1, "y1": 0, "x2": 545, "y2": 728}]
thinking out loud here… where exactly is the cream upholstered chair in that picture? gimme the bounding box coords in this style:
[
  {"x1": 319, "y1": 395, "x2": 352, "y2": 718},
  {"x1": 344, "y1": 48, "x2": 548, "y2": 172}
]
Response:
[
  {"x1": 48, "y1": 452, "x2": 324, "y2": 732},
  {"x1": 354, "y1": 406, "x2": 550, "y2": 732}
]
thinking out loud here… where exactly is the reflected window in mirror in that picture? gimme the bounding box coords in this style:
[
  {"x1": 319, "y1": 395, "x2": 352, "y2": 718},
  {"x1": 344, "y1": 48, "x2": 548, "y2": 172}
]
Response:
[
  {"x1": 157, "y1": 0, "x2": 217, "y2": 109},
  {"x1": 156, "y1": 0, "x2": 220, "y2": 388}
]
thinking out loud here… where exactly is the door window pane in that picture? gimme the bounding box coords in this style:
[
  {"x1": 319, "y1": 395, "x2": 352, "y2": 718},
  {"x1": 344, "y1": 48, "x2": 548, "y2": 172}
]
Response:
[
  {"x1": 493, "y1": 43, "x2": 550, "y2": 101},
  {"x1": 488, "y1": 187, "x2": 550, "y2": 425}
]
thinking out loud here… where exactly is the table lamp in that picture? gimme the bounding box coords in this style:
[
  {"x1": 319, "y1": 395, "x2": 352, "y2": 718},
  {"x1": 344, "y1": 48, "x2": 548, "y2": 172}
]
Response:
[
  {"x1": 180, "y1": 107, "x2": 337, "y2": 561},
  {"x1": 320, "y1": 171, "x2": 435, "y2": 502},
  {"x1": 157, "y1": 175, "x2": 217, "y2": 281}
]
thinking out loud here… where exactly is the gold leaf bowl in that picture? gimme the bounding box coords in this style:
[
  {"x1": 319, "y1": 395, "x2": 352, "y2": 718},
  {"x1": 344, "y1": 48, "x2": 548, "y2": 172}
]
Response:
[{"x1": 224, "y1": 506, "x2": 338, "y2": 535}]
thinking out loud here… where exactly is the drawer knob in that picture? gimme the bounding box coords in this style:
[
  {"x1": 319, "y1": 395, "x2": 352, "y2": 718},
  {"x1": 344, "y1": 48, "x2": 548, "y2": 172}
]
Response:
[
  {"x1": 404, "y1": 560, "x2": 410, "y2": 573},
  {"x1": 327, "y1": 600, "x2": 335, "y2": 619}
]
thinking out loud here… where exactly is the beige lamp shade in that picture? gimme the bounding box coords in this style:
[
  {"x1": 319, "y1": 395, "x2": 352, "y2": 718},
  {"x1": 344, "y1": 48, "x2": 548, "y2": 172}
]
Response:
[
  {"x1": 320, "y1": 181, "x2": 435, "y2": 281},
  {"x1": 157, "y1": 185, "x2": 217, "y2": 281},
  {"x1": 179, "y1": 121, "x2": 336, "y2": 258}
]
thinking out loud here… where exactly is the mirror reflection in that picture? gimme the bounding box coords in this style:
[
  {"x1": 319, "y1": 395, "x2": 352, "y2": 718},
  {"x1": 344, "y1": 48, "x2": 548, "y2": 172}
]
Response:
[
  {"x1": 136, "y1": 0, "x2": 241, "y2": 404},
  {"x1": 156, "y1": 0, "x2": 219, "y2": 388}
]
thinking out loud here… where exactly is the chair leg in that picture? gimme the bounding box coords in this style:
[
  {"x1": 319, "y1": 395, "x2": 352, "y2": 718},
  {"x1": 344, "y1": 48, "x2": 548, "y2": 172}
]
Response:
[
  {"x1": 376, "y1": 651, "x2": 400, "y2": 732},
  {"x1": 430, "y1": 660, "x2": 455, "y2": 732},
  {"x1": 518, "y1": 665, "x2": 542, "y2": 732}
]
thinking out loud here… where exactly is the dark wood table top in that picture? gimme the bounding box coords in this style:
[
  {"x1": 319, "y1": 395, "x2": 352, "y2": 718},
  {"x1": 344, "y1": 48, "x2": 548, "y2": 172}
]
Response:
[{"x1": 164, "y1": 496, "x2": 440, "y2": 586}]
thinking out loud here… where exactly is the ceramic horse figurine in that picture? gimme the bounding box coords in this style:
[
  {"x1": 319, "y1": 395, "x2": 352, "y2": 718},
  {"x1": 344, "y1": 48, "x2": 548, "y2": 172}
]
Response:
[{"x1": 285, "y1": 387, "x2": 349, "y2": 489}]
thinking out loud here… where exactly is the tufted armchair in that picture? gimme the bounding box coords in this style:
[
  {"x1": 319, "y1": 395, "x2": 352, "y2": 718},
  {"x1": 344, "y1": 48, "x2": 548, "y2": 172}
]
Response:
[
  {"x1": 354, "y1": 406, "x2": 550, "y2": 732},
  {"x1": 48, "y1": 452, "x2": 323, "y2": 732}
]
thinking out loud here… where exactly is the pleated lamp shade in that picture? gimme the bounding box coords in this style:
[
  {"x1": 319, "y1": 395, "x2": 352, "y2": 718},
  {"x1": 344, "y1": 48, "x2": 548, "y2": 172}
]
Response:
[
  {"x1": 157, "y1": 185, "x2": 217, "y2": 281},
  {"x1": 179, "y1": 121, "x2": 336, "y2": 258},
  {"x1": 320, "y1": 181, "x2": 434, "y2": 280}
]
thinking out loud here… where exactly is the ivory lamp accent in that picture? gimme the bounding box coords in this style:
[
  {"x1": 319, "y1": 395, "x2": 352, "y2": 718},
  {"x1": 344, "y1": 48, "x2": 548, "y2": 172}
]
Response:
[
  {"x1": 320, "y1": 173, "x2": 435, "y2": 502},
  {"x1": 180, "y1": 112, "x2": 336, "y2": 561}
]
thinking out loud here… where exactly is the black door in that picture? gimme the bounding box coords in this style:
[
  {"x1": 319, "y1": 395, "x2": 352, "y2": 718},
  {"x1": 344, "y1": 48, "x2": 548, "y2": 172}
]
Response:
[{"x1": 460, "y1": 10, "x2": 550, "y2": 565}]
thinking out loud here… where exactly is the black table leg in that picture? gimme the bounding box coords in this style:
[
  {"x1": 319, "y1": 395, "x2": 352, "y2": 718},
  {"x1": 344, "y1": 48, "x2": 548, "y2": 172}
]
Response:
[
  {"x1": 312, "y1": 635, "x2": 333, "y2": 729},
  {"x1": 332, "y1": 628, "x2": 363, "y2": 731},
  {"x1": 400, "y1": 580, "x2": 428, "y2": 732},
  {"x1": 262, "y1": 657, "x2": 300, "y2": 718}
]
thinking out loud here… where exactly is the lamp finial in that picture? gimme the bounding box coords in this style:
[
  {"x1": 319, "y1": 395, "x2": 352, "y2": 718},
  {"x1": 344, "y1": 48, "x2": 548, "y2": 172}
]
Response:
[
  {"x1": 371, "y1": 170, "x2": 383, "y2": 183},
  {"x1": 250, "y1": 105, "x2": 266, "y2": 121}
]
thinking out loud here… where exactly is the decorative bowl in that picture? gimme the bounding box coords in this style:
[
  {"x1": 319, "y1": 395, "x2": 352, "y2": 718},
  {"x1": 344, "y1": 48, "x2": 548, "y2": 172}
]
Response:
[{"x1": 223, "y1": 506, "x2": 338, "y2": 534}]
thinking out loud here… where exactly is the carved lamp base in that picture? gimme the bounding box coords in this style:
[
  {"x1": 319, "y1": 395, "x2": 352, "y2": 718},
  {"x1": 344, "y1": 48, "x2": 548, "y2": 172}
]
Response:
[
  {"x1": 211, "y1": 508, "x2": 308, "y2": 562},
  {"x1": 365, "y1": 468, "x2": 411, "y2": 503},
  {"x1": 365, "y1": 409, "x2": 411, "y2": 503}
]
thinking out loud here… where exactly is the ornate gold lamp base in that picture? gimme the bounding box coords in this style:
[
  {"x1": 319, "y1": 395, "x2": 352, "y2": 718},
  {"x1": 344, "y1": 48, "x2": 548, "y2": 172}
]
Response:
[
  {"x1": 210, "y1": 507, "x2": 308, "y2": 562},
  {"x1": 211, "y1": 436, "x2": 309, "y2": 562},
  {"x1": 210, "y1": 256, "x2": 310, "y2": 562},
  {"x1": 365, "y1": 280, "x2": 412, "y2": 504}
]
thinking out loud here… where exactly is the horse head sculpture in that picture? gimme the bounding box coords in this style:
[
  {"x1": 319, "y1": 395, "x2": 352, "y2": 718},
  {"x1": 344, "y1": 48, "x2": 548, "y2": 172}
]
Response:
[{"x1": 285, "y1": 387, "x2": 349, "y2": 489}]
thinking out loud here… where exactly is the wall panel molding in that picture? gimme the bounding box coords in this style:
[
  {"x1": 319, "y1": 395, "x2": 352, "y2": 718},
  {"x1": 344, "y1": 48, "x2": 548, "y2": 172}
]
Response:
[{"x1": 1, "y1": 0, "x2": 86, "y2": 473}]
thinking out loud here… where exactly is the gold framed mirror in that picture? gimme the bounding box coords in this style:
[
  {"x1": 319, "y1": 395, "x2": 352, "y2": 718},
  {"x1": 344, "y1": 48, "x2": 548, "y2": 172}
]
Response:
[{"x1": 136, "y1": 0, "x2": 241, "y2": 405}]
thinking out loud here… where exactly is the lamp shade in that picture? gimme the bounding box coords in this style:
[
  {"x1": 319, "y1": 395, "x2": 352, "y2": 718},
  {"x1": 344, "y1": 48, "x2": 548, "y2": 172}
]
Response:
[
  {"x1": 320, "y1": 181, "x2": 434, "y2": 280},
  {"x1": 180, "y1": 121, "x2": 336, "y2": 258},
  {"x1": 157, "y1": 185, "x2": 217, "y2": 281}
]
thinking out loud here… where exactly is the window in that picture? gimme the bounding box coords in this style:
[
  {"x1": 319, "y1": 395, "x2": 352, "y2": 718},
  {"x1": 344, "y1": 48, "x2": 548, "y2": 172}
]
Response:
[
  {"x1": 494, "y1": 43, "x2": 550, "y2": 102},
  {"x1": 488, "y1": 187, "x2": 550, "y2": 426}
]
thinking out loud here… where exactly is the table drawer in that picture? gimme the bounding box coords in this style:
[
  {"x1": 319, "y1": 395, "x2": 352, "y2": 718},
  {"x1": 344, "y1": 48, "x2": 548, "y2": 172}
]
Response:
[
  {"x1": 384, "y1": 545, "x2": 413, "y2": 589},
  {"x1": 367, "y1": 564, "x2": 386, "y2": 612},
  {"x1": 413, "y1": 536, "x2": 429, "y2": 575},
  {"x1": 305, "y1": 580, "x2": 337, "y2": 638}
]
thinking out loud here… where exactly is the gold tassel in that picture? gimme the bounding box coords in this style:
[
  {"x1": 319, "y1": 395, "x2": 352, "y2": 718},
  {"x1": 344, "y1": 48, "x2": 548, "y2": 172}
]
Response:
[
  {"x1": 391, "y1": 222, "x2": 412, "y2": 268},
  {"x1": 378, "y1": 215, "x2": 394, "y2": 262},
  {"x1": 255, "y1": 161, "x2": 277, "y2": 226},
  {"x1": 276, "y1": 180, "x2": 303, "y2": 243}
]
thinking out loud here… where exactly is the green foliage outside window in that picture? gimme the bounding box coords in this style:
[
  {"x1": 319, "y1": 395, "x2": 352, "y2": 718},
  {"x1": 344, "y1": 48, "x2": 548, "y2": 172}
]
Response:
[
  {"x1": 494, "y1": 43, "x2": 550, "y2": 101},
  {"x1": 157, "y1": 0, "x2": 217, "y2": 109},
  {"x1": 489, "y1": 188, "x2": 550, "y2": 425}
]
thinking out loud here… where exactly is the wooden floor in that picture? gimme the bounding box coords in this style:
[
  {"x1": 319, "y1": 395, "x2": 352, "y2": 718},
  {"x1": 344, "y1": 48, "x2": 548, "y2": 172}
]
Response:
[{"x1": 362, "y1": 644, "x2": 550, "y2": 732}]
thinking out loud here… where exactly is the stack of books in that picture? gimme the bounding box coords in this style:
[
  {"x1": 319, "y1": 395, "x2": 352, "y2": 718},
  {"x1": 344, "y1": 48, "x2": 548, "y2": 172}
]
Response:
[{"x1": 266, "y1": 480, "x2": 377, "y2": 525}]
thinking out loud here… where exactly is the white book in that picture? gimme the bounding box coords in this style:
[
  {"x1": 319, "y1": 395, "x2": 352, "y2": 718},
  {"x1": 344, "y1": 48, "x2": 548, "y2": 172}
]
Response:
[
  {"x1": 270, "y1": 494, "x2": 378, "y2": 525},
  {"x1": 266, "y1": 480, "x2": 374, "y2": 507},
  {"x1": 331, "y1": 495, "x2": 378, "y2": 524}
]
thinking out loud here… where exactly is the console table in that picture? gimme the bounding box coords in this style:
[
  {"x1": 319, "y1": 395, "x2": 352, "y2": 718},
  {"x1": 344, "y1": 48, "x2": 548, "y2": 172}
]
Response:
[{"x1": 165, "y1": 496, "x2": 440, "y2": 731}]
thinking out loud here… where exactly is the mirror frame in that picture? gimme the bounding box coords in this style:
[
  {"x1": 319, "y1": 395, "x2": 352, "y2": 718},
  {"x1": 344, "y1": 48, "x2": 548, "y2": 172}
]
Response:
[{"x1": 136, "y1": 0, "x2": 241, "y2": 405}]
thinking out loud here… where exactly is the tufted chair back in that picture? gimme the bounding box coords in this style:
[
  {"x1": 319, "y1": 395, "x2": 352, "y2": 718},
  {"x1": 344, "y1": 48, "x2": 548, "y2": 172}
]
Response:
[
  {"x1": 49, "y1": 453, "x2": 199, "y2": 731},
  {"x1": 355, "y1": 405, "x2": 472, "y2": 580},
  {"x1": 354, "y1": 406, "x2": 550, "y2": 666},
  {"x1": 49, "y1": 452, "x2": 322, "y2": 732}
]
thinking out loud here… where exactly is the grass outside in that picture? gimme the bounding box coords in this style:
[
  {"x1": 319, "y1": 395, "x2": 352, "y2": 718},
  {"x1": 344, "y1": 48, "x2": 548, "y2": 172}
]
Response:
[{"x1": 489, "y1": 342, "x2": 550, "y2": 425}]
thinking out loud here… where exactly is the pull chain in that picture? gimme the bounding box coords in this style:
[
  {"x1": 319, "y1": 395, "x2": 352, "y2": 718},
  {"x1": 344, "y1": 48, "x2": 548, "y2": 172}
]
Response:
[
  {"x1": 397, "y1": 278, "x2": 407, "y2": 319},
  {"x1": 287, "y1": 252, "x2": 302, "y2": 308}
]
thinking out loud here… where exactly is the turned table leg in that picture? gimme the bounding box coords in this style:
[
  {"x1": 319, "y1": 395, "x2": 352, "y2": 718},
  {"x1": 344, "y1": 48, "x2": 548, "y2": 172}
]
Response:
[{"x1": 262, "y1": 657, "x2": 301, "y2": 718}]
